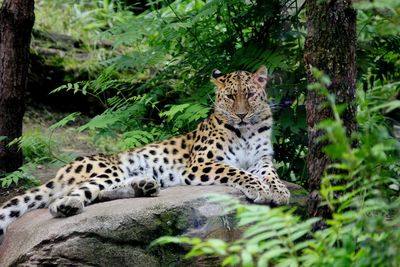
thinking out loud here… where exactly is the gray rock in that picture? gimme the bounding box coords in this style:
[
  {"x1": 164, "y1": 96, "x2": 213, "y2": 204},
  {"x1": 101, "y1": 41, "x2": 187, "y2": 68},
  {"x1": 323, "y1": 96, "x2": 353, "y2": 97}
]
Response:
[{"x1": 0, "y1": 184, "x2": 306, "y2": 267}]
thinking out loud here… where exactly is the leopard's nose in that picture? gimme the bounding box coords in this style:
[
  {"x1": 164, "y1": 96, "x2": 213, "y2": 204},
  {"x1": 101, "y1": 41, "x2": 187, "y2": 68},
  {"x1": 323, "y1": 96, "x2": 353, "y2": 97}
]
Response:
[{"x1": 236, "y1": 113, "x2": 247, "y2": 119}]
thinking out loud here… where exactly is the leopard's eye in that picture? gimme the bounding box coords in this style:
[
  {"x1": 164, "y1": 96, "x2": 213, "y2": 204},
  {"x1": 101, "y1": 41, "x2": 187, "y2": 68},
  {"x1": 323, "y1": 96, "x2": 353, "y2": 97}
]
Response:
[
  {"x1": 226, "y1": 94, "x2": 235, "y2": 100},
  {"x1": 258, "y1": 77, "x2": 267, "y2": 83},
  {"x1": 248, "y1": 92, "x2": 255, "y2": 98}
]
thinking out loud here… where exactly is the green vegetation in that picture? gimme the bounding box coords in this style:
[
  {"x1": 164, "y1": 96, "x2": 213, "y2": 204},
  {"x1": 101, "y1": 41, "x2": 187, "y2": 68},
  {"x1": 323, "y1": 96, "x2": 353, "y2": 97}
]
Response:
[
  {"x1": 0, "y1": 112, "x2": 84, "y2": 187},
  {"x1": 1, "y1": 0, "x2": 399, "y2": 265}
]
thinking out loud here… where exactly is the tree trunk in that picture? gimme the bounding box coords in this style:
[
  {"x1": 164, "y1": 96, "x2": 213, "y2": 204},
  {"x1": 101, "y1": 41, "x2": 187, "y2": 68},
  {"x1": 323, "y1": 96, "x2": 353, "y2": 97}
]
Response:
[
  {"x1": 0, "y1": 0, "x2": 35, "y2": 174},
  {"x1": 303, "y1": 0, "x2": 357, "y2": 220}
]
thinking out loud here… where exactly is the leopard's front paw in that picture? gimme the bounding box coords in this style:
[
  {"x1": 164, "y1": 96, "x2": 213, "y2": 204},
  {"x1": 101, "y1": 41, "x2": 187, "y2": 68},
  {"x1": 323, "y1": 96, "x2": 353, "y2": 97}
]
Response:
[
  {"x1": 49, "y1": 196, "x2": 84, "y2": 218},
  {"x1": 265, "y1": 178, "x2": 290, "y2": 205},
  {"x1": 243, "y1": 180, "x2": 290, "y2": 206},
  {"x1": 270, "y1": 185, "x2": 291, "y2": 205},
  {"x1": 242, "y1": 181, "x2": 273, "y2": 204},
  {"x1": 131, "y1": 179, "x2": 160, "y2": 197}
]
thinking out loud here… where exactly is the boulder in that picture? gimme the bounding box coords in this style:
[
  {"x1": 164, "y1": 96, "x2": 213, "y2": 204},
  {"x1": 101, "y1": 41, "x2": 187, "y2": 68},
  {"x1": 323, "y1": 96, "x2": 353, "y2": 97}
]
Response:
[{"x1": 0, "y1": 184, "x2": 307, "y2": 267}]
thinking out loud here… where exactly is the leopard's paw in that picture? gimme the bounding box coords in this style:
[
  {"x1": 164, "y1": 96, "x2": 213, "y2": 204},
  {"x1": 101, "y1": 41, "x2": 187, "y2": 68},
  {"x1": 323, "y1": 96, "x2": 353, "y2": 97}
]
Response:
[
  {"x1": 49, "y1": 196, "x2": 84, "y2": 218},
  {"x1": 270, "y1": 185, "x2": 291, "y2": 205},
  {"x1": 242, "y1": 181, "x2": 273, "y2": 204},
  {"x1": 131, "y1": 179, "x2": 160, "y2": 197}
]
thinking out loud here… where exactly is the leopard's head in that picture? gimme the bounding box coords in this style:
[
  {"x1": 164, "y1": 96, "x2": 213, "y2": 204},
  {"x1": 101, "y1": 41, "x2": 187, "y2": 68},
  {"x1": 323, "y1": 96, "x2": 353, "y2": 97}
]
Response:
[{"x1": 211, "y1": 66, "x2": 272, "y2": 126}]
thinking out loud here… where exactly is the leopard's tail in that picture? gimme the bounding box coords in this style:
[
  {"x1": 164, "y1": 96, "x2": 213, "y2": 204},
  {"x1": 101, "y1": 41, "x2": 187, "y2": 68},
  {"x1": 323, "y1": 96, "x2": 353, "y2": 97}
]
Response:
[{"x1": 0, "y1": 180, "x2": 60, "y2": 244}]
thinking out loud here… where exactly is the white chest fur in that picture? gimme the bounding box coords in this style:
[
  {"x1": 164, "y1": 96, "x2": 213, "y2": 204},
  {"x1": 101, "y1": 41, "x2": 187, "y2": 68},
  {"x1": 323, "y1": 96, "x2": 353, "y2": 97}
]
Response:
[{"x1": 222, "y1": 125, "x2": 273, "y2": 171}]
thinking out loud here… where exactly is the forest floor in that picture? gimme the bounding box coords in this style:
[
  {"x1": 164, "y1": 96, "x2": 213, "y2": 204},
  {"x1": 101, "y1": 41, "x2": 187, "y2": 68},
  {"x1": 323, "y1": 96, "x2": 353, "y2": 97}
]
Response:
[
  {"x1": 23, "y1": 107, "x2": 100, "y2": 182},
  {"x1": 0, "y1": 107, "x2": 100, "y2": 205}
]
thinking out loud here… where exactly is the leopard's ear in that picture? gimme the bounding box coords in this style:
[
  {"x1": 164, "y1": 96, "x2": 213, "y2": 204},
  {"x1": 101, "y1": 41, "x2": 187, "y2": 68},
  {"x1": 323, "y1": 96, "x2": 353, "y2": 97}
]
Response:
[
  {"x1": 211, "y1": 69, "x2": 224, "y2": 86},
  {"x1": 253, "y1": 65, "x2": 268, "y2": 87}
]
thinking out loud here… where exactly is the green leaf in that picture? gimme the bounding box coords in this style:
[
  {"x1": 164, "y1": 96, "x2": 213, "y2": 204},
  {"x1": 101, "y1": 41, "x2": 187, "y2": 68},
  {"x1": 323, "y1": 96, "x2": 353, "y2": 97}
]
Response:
[
  {"x1": 159, "y1": 103, "x2": 191, "y2": 120},
  {"x1": 241, "y1": 249, "x2": 254, "y2": 267},
  {"x1": 370, "y1": 100, "x2": 400, "y2": 113},
  {"x1": 257, "y1": 248, "x2": 289, "y2": 266},
  {"x1": 49, "y1": 112, "x2": 81, "y2": 131},
  {"x1": 222, "y1": 255, "x2": 241, "y2": 267}
]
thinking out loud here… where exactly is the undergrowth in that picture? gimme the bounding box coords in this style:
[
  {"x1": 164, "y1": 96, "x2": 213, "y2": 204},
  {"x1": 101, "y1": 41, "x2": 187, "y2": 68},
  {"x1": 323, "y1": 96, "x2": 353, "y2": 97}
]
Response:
[{"x1": 0, "y1": 113, "x2": 81, "y2": 188}]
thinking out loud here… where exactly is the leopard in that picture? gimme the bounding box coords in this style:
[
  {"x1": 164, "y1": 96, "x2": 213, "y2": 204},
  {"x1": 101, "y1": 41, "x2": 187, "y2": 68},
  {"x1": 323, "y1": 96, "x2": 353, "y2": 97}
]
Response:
[{"x1": 0, "y1": 66, "x2": 290, "y2": 243}]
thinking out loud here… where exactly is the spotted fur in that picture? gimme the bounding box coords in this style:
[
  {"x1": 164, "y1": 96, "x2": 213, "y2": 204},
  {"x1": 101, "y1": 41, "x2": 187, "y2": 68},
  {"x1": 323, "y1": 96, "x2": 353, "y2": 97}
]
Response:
[{"x1": 0, "y1": 66, "x2": 290, "y2": 242}]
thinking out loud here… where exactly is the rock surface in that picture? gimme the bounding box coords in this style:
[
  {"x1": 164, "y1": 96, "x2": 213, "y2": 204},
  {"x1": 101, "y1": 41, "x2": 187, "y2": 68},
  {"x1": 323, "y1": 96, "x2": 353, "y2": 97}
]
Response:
[{"x1": 0, "y1": 184, "x2": 306, "y2": 267}]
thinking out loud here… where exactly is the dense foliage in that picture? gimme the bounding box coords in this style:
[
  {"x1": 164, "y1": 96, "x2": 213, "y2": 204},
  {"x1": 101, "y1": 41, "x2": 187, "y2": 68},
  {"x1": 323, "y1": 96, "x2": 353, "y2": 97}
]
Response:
[{"x1": 0, "y1": 0, "x2": 399, "y2": 265}]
